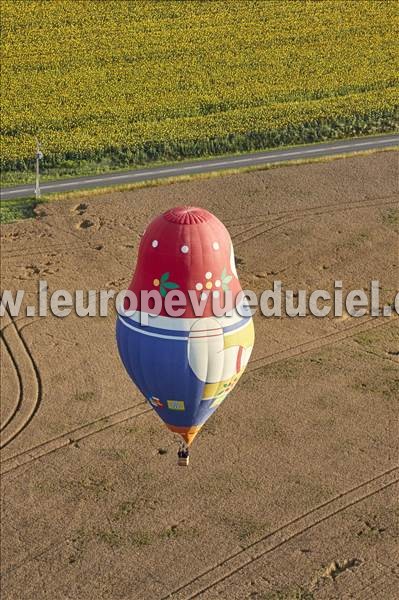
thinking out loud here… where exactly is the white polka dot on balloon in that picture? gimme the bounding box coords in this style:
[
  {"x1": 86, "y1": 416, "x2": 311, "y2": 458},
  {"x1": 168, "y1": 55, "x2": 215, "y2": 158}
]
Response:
[
  {"x1": 195, "y1": 282, "x2": 203, "y2": 291},
  {"x1": 205, "y1": 271, "x2": 212, "y2": 279},
  {"x1": 181, "y1": 245, "x2": 189, "y2": 254},
  {"x1": 152, "y1": 240, "x2": 158, "y2": 248},
  {"x1": 215, "y1": 279, "x2": 221, "y2": 287},
  {"x1": 213, "y1": 242, "x2": 220, "y2": 250}
]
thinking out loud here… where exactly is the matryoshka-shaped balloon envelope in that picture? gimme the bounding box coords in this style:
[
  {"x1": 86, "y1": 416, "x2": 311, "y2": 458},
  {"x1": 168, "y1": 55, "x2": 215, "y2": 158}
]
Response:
[{"x1": 116, "y1": 206, "x2": 255, "y2": 447}]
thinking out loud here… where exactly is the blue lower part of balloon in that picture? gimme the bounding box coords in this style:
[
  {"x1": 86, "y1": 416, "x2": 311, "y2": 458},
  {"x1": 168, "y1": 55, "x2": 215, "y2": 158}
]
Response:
[{"x1": 116, "y1": 317, "x2": 217, "y2": 430}]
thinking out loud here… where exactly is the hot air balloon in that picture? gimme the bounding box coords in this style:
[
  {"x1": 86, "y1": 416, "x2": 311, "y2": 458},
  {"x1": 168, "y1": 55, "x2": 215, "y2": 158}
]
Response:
[{"x1": 116, "y1": 206, "x2": 254, "y2": 465}]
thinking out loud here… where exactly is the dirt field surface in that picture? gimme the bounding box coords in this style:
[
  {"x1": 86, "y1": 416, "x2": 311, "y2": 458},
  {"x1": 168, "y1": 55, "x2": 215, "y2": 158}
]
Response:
[{"x1": 1, "y1": 153, "x2": 398, "y2": 600}]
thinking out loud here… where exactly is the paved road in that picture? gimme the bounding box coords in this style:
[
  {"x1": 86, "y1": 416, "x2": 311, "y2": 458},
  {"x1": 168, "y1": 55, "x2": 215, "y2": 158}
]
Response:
[{"x1": 1, "y1": 134, "x2": 398, "y2": 201}]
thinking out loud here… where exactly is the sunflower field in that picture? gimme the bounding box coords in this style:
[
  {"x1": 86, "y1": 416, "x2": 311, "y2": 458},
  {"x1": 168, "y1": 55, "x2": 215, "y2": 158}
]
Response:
[{"x1": 1, "y1": 0, "x2": 398, "y2": 176}]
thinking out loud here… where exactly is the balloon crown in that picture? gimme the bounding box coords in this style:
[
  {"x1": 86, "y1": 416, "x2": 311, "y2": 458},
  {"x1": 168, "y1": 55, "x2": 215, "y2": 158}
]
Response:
[{"x1": 163, "y1": 206, "x2": 212, "y2": 225}]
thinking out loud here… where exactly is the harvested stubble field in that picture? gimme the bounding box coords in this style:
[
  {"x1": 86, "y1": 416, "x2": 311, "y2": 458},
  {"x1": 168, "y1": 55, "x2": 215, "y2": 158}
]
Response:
[
  {"x1": 1, "y1": 0, "x2": 398, "y2": 180},
  {"x1": 1, "y1": 153, "x2": 398, "y2": 599}
]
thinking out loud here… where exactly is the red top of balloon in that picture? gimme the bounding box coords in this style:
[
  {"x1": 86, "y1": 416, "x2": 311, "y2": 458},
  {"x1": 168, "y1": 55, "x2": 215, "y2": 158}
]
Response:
[
  {"x1": 163, "y1": 206, "x2": 212, "y2": 225},
  {"x1": 126, "y1": 206, "x2": 241, "y2": 318}
]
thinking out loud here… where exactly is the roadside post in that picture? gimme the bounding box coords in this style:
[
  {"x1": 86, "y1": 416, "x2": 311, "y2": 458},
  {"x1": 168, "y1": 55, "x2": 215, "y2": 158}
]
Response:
[{"x1": 35, "y1": 139, "x2": 43, "y2": 199}]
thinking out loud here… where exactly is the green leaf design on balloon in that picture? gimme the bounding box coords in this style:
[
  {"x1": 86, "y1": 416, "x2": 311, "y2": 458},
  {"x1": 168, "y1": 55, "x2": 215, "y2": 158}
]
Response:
[
  {"x1": 159, "y1": 272, "x2": 180, "y2": 297},
  {"x1": 163, "y1": 281, "x2": 180, "y2": 289},
  {"x1": 221, "y1": 267, "x2": 233, "y2": 291}
]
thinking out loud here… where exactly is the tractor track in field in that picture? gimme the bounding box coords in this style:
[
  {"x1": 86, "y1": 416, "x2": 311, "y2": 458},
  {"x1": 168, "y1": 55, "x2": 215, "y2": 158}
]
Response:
[
  {"x1": 232, "y1": 195, "x2": 397, "y2": 246},
  {"x1": 223, "y1": 192, "x2": 397, "y2": 230},
  {"x1": 0, "y1": 402, "x2": 151, "y2": 476},
  {"x1": 1, "y1": 463, "x2": 397, "y2": 587},
  {"x1": 0, "y1": 240, "x2": 99, "y2": 263},
  {"x1": 0, "y1": 242, "x2": 84, "y2": 261},
  {"x1": 0, "y1": 328, "x2": 23, "y2": 433},
  {"x1": 1, "y1": 315, "x2": 394, "y2": 477},
  {"x1": 0, "y1": 217, "x2": 101, "y2": 261},
  {"x1": 246, "y1": 316, "x2": 396, "y2": 374},
  {"x1": 160, "y1": 468, "x2": 399, "y2": 599},
  {"x1": 1, "y1": 237, "x2": 131, "y2": 272},
  {"x1": 0, "y1": 308, "x2": 42, "y2": 451}
]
